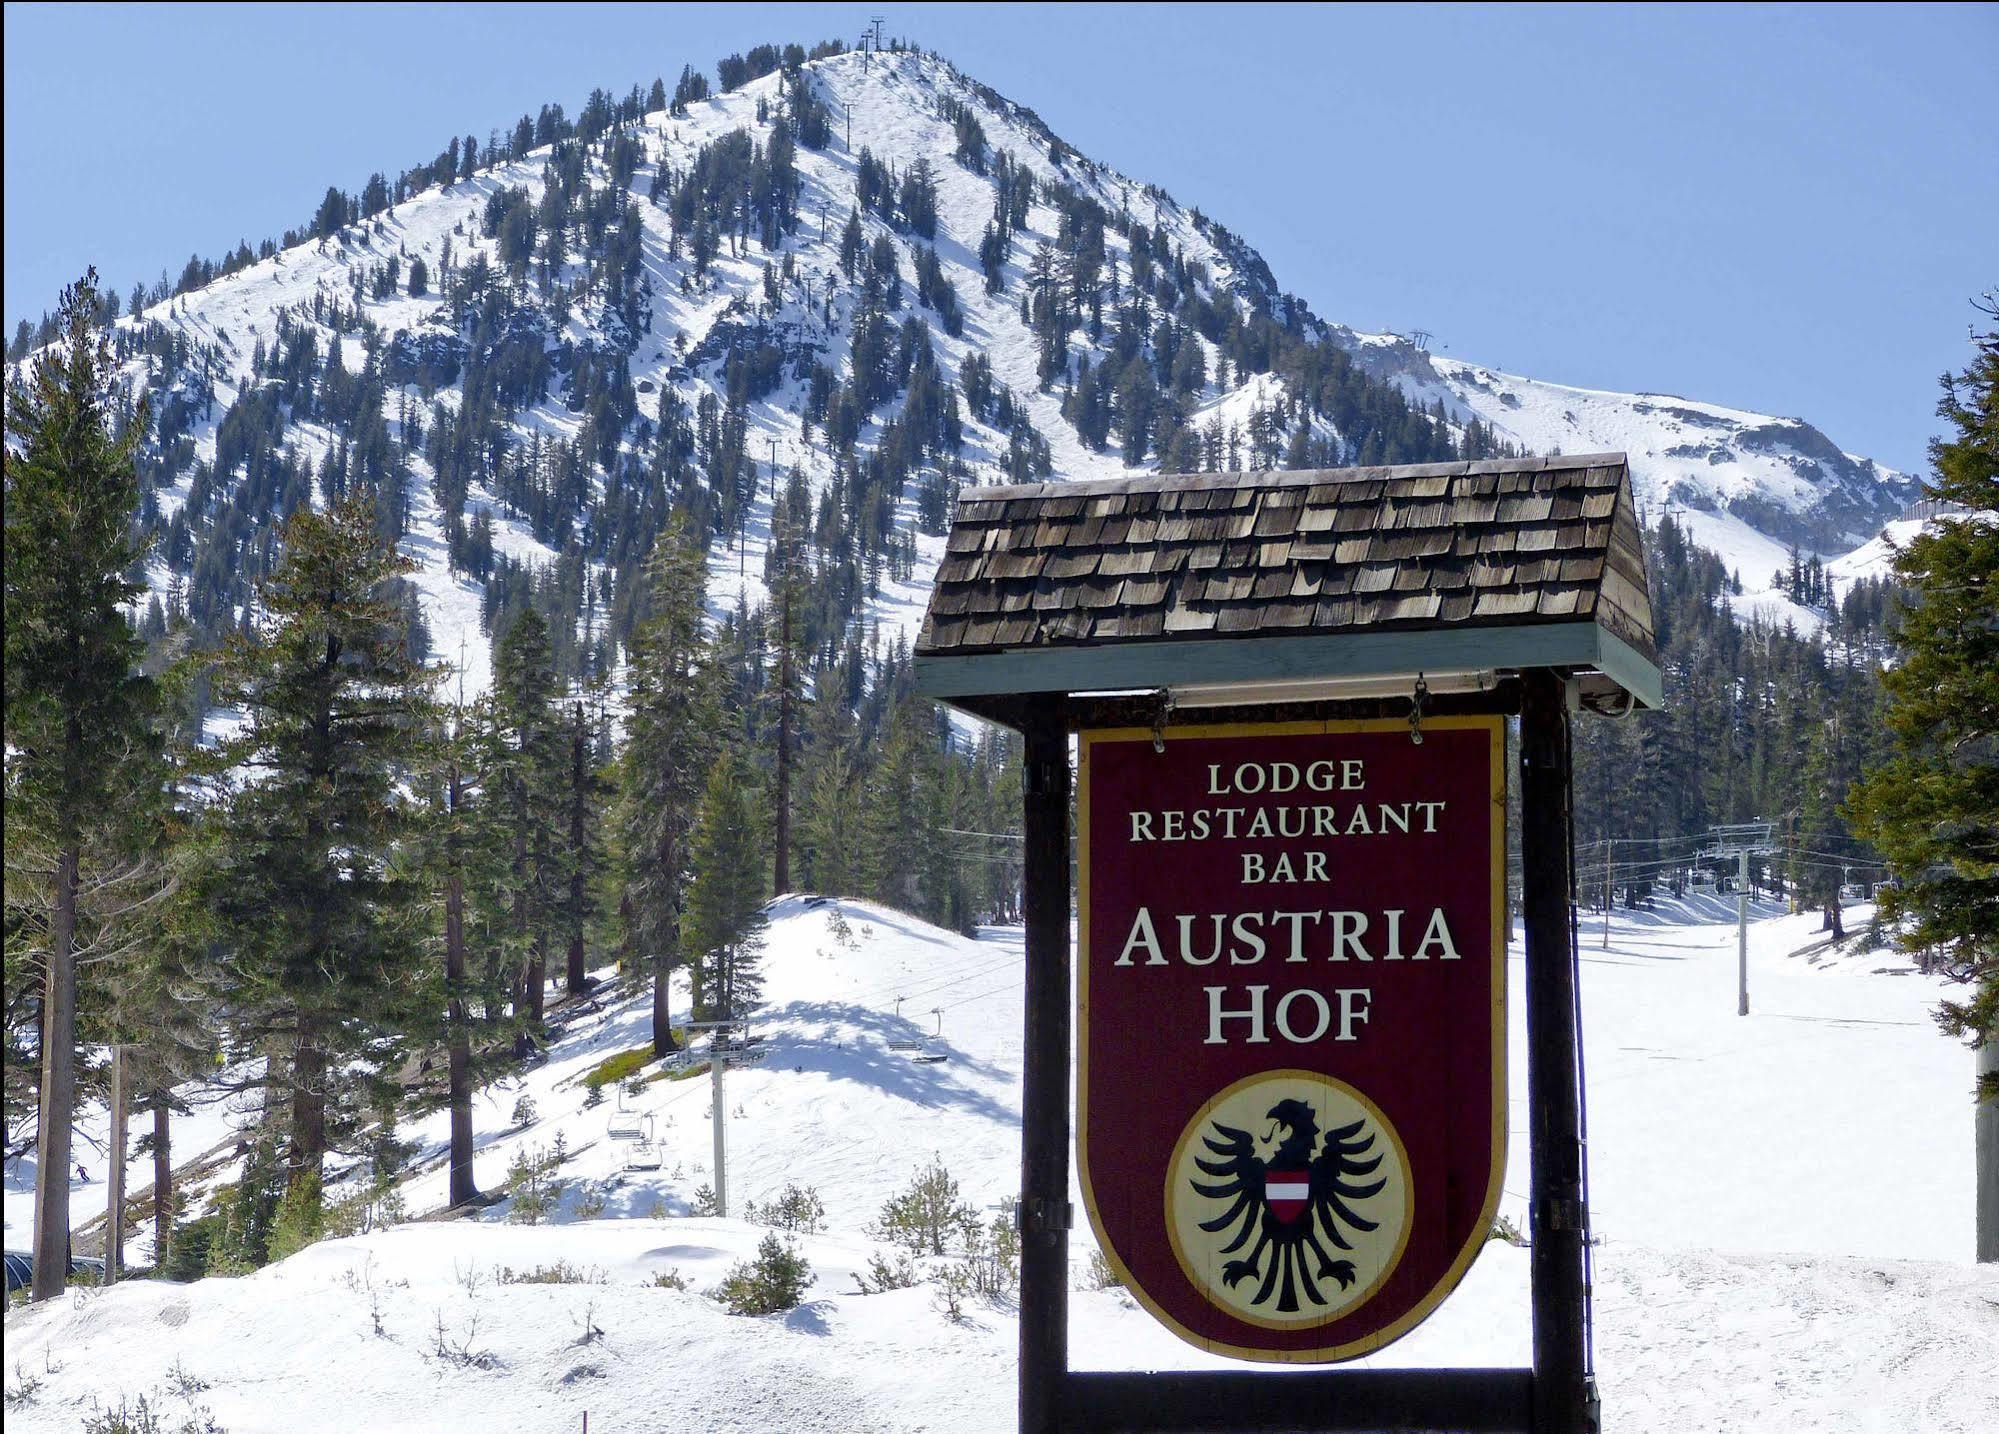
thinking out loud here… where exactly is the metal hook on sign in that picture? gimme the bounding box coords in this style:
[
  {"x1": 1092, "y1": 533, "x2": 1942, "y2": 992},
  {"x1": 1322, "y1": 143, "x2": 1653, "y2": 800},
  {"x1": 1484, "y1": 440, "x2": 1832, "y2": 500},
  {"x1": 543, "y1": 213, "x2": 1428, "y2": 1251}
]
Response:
[
  {"x1": 1151, "y1": 687, "x2": 1176, "y2": 754},
  {"x1": 1408, "y1": 673, "x2": 1428, "y2": 746}
]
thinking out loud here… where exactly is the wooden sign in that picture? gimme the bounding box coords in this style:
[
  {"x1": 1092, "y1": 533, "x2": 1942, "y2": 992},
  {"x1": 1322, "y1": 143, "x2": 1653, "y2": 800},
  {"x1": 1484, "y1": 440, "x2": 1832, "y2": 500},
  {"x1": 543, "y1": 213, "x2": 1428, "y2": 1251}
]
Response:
[{"x1": 1078, "y1": 717, "x2": 1506, "y2": 1363}]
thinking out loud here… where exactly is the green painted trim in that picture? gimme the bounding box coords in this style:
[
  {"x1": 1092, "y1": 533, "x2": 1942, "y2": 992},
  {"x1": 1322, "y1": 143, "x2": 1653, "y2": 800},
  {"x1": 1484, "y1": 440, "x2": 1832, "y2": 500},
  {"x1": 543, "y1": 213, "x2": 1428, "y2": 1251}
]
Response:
[
  {"x1": 913, "y1": 621, "x2": 1658, "y2": 700},
  {"x1": 1592, "y1": 625, "x2": 1664, "y2": 710}
]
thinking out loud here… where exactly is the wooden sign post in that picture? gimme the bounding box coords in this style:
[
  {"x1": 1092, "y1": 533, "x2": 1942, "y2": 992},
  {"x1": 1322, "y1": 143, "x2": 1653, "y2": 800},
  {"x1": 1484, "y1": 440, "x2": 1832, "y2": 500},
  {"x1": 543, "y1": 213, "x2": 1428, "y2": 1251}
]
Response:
[{"x1": 916, "y1": 456, "x2": 1659, "y2": 1434}]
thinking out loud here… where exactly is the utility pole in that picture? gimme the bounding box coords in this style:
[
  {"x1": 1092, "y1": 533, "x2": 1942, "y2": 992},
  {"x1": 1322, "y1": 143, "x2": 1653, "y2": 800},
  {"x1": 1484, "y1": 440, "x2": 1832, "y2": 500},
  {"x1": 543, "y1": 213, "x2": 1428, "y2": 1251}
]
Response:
[
  {"x1": 711, "y1": 1046, "x2": 728, "y2": 1218},
  {"x1": 1704, "y1": 823, "x2": 1774, "y2": 1017},
  {"x1": 1737, "y1": 847, "x2": 1750, "y2": 1017},
  {"x1": 1600, "y1": 833, "x2": 1611, "y2": 950}
]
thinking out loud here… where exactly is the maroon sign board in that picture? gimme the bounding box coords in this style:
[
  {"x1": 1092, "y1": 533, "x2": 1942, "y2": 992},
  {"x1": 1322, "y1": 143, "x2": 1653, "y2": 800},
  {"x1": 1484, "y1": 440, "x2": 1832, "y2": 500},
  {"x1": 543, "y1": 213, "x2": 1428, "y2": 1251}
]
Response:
[{"x1": 1078, "y1": 717, "x2": 1506, "y2": 1363}]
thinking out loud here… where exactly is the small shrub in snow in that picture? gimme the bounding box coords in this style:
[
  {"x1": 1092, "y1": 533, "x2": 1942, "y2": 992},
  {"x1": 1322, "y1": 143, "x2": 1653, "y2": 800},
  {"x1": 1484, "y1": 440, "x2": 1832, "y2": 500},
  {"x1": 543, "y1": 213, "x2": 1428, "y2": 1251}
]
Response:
[
  {"x1": 575, "y1": 1185, "x2": 609, "y2": 1219},
  {"x1": 163, "y1": 1361, "x2": 209, "y2": 1401},
  {"x1": 951, "y1": 1214, "x2": 1020, "y2": 1299},
  {"x1": 850, "y1": 1249, "x2": 920, "y2": 1295},
  {"x1": 325, "y1": 1179, "x2": 406, "y2": 1240},
  {"x1": 646, "y1": 1194, "x2": 669, "y2": 1219},
  {"x1": 505, "y1": 1145, "x2": 566, "y2": 1225},
  {"x1": 1085, "y1": 1248, "x2": 1122, "y2": 1290},
  {"x1": 648, "y1": 1268, "x2": 689, "y2": 1290},
  {"x1": 80, "y1": 1392, "x2": 224, "y2": 1434},
  {"x1": 748, "y1": 1182, "x2": 826, "y2": 1233},
  {"x1": 5, "y1": 1359, "x2": 44, "y2": 1409},
  {"x1": 430, "y1": 1309, "x2": 491, "y2": 1368},
  {"x1": 582, "y1": 1083, "x2": 605, "y2": 1110},
  {"x1": 160, "y1": 1216, "x2": 220, "y2": 1282},
  {"x1": 264, "y1": 1172, "x2": 324, "y2": 1262},
  {"x1": 690, "y1": 1183, "x2": 719, "y2": 1217},
  {"x1": 511, "y1": 1094, "x2": 538, "y2": 1128},
  {"x1": 872, "y1": 1156, "x2": 975, "y2": 1256},
  {"x1": 715, "y1": 1234, "x2": 813, "y2": 1315},
  {"x1": 496, "y1": 1260, "x2": 604, "y2": 1285},
  {"x1": 1489, "y1": 1215, "x2": 1527, "y2": 1247},
  {"x1": 826, "y1": 910, "x2": 857, "y2": 949},
  {"x1": 932, "y1": 1264, "x2": 972, "y2": 1323}
]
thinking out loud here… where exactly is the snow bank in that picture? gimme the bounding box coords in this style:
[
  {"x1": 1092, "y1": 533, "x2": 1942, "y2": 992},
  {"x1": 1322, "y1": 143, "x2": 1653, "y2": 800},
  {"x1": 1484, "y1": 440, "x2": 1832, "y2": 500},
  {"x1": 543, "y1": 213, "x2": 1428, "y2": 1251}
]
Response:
[{"x1": 7, "y1": 895, "x2": 1995, "y2": 1431}]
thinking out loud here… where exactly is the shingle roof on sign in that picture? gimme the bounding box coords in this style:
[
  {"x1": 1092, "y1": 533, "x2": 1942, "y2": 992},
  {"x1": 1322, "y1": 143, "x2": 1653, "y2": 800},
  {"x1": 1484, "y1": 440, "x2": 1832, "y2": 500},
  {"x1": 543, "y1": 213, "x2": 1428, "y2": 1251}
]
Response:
[{"x1": 915, "y1": 454, "x2": 1656, "y2": 662}]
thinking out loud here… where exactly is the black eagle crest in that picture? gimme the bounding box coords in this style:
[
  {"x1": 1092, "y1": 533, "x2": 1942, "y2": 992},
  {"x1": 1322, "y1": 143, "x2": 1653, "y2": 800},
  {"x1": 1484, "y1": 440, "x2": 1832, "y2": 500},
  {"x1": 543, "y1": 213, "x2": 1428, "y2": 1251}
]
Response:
[{"x1": 1191, "y1": 1096, "x2": 1387, "y2": 1313}]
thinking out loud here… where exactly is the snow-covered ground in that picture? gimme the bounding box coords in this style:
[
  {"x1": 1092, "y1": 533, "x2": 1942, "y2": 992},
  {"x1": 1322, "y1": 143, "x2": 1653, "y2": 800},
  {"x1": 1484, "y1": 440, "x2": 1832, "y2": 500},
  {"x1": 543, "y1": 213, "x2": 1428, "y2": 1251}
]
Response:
[{"x1": 7, "y1": 894, "x2": 1996, "y2": 1432}]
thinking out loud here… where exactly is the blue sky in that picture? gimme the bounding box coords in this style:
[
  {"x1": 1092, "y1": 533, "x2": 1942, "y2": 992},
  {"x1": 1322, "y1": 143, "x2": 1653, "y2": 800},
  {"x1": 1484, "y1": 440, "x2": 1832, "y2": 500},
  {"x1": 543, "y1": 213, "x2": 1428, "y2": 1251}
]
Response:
[{"x1": 5, "y1": 2, "x2": 1993, "y2": 472}]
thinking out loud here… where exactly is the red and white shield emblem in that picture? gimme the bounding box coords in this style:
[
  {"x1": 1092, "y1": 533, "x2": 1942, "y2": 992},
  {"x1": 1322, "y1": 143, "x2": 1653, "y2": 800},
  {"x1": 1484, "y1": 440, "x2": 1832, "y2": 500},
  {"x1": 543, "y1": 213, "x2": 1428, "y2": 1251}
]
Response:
[{"x1": 1265, "y1": 1169, "x2": 1310, "y2": 1225}]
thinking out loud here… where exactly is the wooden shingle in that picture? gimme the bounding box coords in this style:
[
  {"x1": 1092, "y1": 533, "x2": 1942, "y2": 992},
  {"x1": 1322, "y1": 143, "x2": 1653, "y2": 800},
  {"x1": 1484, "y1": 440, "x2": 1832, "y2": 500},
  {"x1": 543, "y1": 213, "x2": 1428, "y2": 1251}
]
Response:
[{"x1": 913, "y1": 454, "x2": 1657, "y2": 665}]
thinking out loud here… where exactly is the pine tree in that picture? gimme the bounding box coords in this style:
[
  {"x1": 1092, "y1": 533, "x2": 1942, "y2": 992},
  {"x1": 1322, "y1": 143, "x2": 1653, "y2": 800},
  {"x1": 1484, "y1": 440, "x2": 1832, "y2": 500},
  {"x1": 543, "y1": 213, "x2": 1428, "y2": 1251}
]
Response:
[
  {"x1": 1848, "y1": 298, "x2": 1999, "y2": 1096},
  {"x1": 768, "y1": 519, "x2": 808, "y2": 893},
  {"x1": 685, "y1": 746, "x2": 769, "y2": 1020},
  {"x1": 481, "y1": 606, "x2": 565, "y2": 1040},
  {"x1": 209, "y1": 494, "x2": 437, "y2": 1198},
  {"x1": 4, "y1": 270, "x2": 155, "y2": 1300},
  {"x1": 413, "y1": 700, "x2": 517, "y2": 1208},
  {"x1": 617, "y1": 515, "x2": 719, "y2": 1054},
  {"x1": 797, "y1": 700, "x2": 864, "y2": 896}
]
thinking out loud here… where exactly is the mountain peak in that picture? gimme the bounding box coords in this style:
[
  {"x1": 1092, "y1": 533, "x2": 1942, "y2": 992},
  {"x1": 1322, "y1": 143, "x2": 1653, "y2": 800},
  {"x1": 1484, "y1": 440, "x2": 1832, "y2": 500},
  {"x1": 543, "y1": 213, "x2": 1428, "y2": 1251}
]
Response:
[{"x1": 20, "y1": 39, "x2": 1912, "y2": 703}]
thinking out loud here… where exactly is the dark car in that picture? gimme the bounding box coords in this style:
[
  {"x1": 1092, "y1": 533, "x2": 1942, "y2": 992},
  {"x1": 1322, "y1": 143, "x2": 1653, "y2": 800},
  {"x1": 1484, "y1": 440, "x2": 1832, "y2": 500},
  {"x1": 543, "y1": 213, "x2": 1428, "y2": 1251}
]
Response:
[{"x1": 3, "y1": 1249, "x2": 106, "y2": 1296}]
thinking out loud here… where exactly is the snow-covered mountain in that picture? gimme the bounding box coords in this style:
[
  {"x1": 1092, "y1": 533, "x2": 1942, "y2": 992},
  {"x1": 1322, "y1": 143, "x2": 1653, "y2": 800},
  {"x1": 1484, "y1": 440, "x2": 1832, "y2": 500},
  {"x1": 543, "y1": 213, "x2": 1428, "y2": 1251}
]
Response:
[
  {"x1": 40, "y1": 46, "x2": 1917, "y2": 694},
  {"x1": 1347, "y1": 334, "x2": 1919, "y2": 622}
]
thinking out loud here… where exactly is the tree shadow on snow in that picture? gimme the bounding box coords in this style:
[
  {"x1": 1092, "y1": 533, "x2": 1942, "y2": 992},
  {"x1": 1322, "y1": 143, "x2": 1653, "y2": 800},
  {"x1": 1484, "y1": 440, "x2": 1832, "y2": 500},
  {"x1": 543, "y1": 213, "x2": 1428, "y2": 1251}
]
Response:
[{"x1": 754, "y1": 998, "x2": 1019, "y2": 1128}]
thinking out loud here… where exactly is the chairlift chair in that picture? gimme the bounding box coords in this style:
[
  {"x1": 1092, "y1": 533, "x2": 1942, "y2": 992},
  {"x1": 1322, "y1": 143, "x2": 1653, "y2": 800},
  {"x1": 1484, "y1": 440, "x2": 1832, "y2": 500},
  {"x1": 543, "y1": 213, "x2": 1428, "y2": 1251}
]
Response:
[
  {"x1": 887, "y1": 993, "x2": 925, "y2": 1052},
  {"x1": 914, "y1": 1006, "x2": 950, "y2": 1063},
  {"x1": 624, "y1": 1140, "x2": 662, "y2": 1171},
  {"x1": 607, "y1": 1108, "x2": 644, "y2": 1140}
]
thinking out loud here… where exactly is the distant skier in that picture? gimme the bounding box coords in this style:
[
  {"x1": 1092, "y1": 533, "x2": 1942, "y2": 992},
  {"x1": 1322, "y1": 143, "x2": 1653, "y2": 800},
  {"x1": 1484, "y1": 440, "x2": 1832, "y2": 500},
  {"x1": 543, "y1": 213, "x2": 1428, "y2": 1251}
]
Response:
[{"x1": 75, "y1": 1163, "x2": 89, "y2": 1183}]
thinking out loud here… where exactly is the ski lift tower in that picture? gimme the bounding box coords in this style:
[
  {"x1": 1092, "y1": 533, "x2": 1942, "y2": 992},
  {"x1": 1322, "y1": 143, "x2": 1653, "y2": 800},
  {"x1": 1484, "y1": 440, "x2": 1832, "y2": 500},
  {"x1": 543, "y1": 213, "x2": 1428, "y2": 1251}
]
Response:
[
  {"x1": 1702, "y1": 822, "x2": 1777, "y2": 1015},
  {"x1": 685, "y1": 1018, "x2": 767, "y2": 1217}
]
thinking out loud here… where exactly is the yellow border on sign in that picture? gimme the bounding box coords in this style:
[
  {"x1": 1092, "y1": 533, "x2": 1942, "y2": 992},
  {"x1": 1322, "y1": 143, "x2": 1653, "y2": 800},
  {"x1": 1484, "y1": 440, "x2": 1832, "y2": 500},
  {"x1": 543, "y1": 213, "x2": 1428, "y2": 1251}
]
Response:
[
  {"x1": 1075, "y1": 716, "x2": 1509, "y2": 1364},
  {"x1": 1162, "y1": 1068, "x2": 1415, "y2": 1330}
]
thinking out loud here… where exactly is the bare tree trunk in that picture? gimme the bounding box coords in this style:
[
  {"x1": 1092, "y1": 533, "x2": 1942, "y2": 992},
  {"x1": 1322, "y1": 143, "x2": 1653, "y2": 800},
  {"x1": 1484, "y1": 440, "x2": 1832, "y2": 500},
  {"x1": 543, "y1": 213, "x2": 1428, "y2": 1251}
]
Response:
[
  {"x1": 105, "y1": 1045, "x2": 128, "y2": 1284},
  {"x1": 31, "y1": 842, "x2": 80, "y2": 1302},
  {"x1": 290, "y1": 1013, "x2": 327, "y2": 1191},
  {"x1": 619, "y1": 893, "x2": 636, "y2": 979},
  {"x1": 152, "y1": 1098, "x2": 172, "y2": 1267},
  {"x1": 652, "y1": 958, "x2": 677, "y2": 1057},
  {"x1": 567, "y1": 710, "x2": 589, "y2": 994},
  {"x1": 527, "y1": 941, "x2": 546, "y2": 1026},
  {"x1": 444, "y1": 828, "x2": 479, "y2": 1207}
]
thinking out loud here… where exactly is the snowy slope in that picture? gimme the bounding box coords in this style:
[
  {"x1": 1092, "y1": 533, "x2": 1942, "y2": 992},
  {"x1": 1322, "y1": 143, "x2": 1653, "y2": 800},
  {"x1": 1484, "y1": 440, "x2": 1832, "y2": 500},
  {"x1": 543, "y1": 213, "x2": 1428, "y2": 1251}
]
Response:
[
  {"x1": 1342, "y1": 334, "x2": 1919, "y2": 630},
  {"x1": 7, "y1": 894, "x2": 1995, "y2": 1431},
  {"x1": 40, "y1": 46, "x2": 1913, "y2": 701},
  {"x1": 95, "y1": 49, "x2": 1255, "y2": 695}
]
